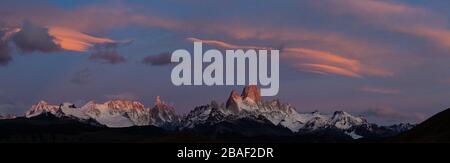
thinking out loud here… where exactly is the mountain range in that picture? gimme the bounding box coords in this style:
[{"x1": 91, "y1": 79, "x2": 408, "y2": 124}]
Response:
[
  {"x1": 0, "y1": 85, "x2": 415, "y2": 142},
  {"x1": 25, "y1": 96, "x2": 180, "y2": 128}
]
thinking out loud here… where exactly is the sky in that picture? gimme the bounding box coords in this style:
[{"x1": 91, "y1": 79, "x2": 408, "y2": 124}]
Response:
[{"x1": 1, "y1": 0, "x2": 450, "y2": 125}]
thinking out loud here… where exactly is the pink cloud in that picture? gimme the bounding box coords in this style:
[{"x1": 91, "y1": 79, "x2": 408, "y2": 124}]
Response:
[
  {"x1": 48, "y1": 26, "x2": 116, "y2": 52},
  {"x1": 294, "y1": 63, "x2": 363, "y2": 78},
  {"x1": 0, "y1": 2, "x2": 425, "y2": 78},
  {"x1": 395, "y1": 26, "x2": 450, "y2": 50},
  {"x1": 188, "y1": 38, "x2": 391, "y2": 78},
  {"x1": 314, "y1": 0, "x2": 450, "y2": 51},
  {"x1": 283, "y1": 47, "x2": 393, "y2": 78}
]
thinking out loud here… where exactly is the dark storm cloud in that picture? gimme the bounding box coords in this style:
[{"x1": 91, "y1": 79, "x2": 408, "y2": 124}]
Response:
[
  {"x1": 142, "y1": 52, "x2": 172, "y2": 66},
  {"x1": 11, "y1": 21, "x2": 60, "y2": 53},
  {"x1": 0, "y1": 21, "x2": 129, "y2": 66},
  {"x1": 0, "y1": 21, "x2": 64, "y2": 66},
  {"x1": 89, "y1": 43, "x2": 125, "y2": 64}
]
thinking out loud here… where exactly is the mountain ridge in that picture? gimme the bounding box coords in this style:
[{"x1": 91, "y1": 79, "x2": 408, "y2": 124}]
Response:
[
  {"x1": 25, "y1": 97, "x2": 180, "y2": 128},
  {"x1": 394, "y1": 108, "x2": 450, "y2": 142},
  {"x1": 18, "y1": 85, "x2": 413, "y2": 140}
]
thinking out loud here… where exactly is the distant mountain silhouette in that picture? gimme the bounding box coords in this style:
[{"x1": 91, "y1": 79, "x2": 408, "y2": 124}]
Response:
[{"x1": 394, "y1": 108, "x2": 450, "y2": 142}]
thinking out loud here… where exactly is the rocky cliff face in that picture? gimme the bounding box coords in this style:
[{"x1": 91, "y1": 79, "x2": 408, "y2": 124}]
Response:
[{"x1": 241, "y1": 85, "x2": 261, "y2": 103}]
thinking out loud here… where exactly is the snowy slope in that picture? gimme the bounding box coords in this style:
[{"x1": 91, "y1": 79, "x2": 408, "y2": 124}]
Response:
[
  {"x1": 80, "y1": 100, "x2": 151, "y2": 127},
  {"x1": 25, "y1": 101, "x2": 60, "y2": 118},
  {"x1": 24, "y1": 97, "x2": 179, "y2": 128}
]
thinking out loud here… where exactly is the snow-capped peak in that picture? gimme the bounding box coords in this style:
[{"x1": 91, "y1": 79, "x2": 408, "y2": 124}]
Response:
[
  {"x1": 59, "y1": 102, "x2": 90, "y2": 120},
  {"x1": 25, "y1": 100, "x2": 60, "y2": 118},
  {"x1": 329, "y1": 111, "x2": 367, "y2": 129},
  {"x1": 80, "y1": 100, "x2": 149, "y2": 127}
]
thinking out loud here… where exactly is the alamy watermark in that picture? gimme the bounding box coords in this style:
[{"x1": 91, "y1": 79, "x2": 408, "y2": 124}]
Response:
[{"x1": 170, "y1": 42, "x2": 279, "y2": 96}]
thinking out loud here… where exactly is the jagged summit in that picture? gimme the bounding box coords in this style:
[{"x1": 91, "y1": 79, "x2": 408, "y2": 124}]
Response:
[
  {"x1": 333, "y1": 111, "x2": 348, "y2": 116},
  {"x1": 151, "y1": 96, "x2": 180, "y2": 126},
  {"x1": 229, "y1": 90, "x2": 241, "y2": 101},
  {"x1": 155, "y1": 96, "x2": 162, "y2": 106},
  {"x1": 226, "y1": 90, "x2": 242, "y2": 112},
  {"x1": 226, "y1": 85, "x2": 262, "y2": 110},
  {"x1": 241, "y1": 85, "x2": 261, "y2": 103},
  {"x1": 25, "y1": 100, "x2": 59, "y2": 118},
  {"x1": 153, "y1": 96, "x2": 175, "y2": 111}
]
